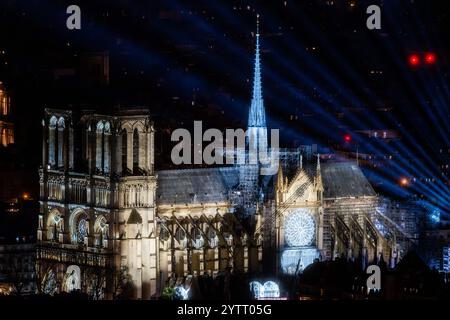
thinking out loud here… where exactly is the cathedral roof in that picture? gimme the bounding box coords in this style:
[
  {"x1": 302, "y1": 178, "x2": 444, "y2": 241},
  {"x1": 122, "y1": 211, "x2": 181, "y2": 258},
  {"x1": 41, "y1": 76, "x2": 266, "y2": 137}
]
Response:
[
  {"x1": 321, "y1": 162, "x2": 376, "y2": 199},
  {"x1": 156, "y1": 167, "x2": 239, "y2": 205},
  {"x1": 155, "y1": 162, "x2": 375, "y2": 205}
]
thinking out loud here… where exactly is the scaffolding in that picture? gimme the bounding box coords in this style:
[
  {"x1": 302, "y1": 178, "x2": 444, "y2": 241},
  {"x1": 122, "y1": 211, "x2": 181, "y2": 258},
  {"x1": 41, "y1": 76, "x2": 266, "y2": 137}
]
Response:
[
  {"x1": 226, "y1": 146, "x2": 308, "y2": 216},
  {"x1": 377, "y1": 197, "x2": 421, "y2": 240}
]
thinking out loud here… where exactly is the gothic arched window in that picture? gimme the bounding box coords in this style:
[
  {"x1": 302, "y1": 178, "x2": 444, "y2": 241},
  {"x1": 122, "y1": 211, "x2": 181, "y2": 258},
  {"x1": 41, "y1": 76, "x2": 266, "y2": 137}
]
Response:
[
  {"x1": 48, "y1": 116, "x2": 58, "y2": 166},
  {"x1": 175, "y1": 227, "x2": 187, "y2": 249},
  {"x1": 220, "y1": 225, "x2": 233, "y2": 246},
  {"x1": 103, "y1": 122, "x2": 111, "y2": 173},
  {"x1": 207, "y1": 227, "x2": 218, "y2": 248},
  {"x1": 121, "y1": 130, "x2": 128, "y2": 173},
  {"x1": 57, "y1": 117, "x2": 65, "y2": 168},
  {"x1": 71, "y1": 210, "x2": 88, "y2": 244},
  {"x1": 95, "y1": 121, "x2": 111, "y2": 174},
  {"x1": 95, "y1": 122, "x2": 104, "y2": 171},
  {"x1": 42, "y1": 269, "x2": 57, "y2": 295},
  {"x1": 77, "y1": 217, "x2": 88, "y2": 243},
  {"x1": 94, "y1": 216, "x2": 107, "y2": 234},
  {"x1": 159, "y1": 223, "x2": 170, "y2": 242},
  {"x1": 47, "y1": 209, "x2": 63, "y2": 241},
  {"x1": 64, "y1": 265, "x2": 81, "y2": 293},
  {"x1": 133, "y1": 128, "x2": 139, "y2": 172},
  {"x1": 191, "y1": 228, "x2": 204, "y2": 249},
  {"x1": 94, "y1": 215, "x2": 108, "y2": 247}
]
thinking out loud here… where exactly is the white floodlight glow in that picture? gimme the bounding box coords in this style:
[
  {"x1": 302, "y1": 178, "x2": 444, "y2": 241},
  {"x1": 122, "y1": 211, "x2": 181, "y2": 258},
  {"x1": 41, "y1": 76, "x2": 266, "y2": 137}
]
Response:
[
  {"x1": 249, "y1": 281, "x2": 280, "y2": 299},
  {"x1": 174, "y1": 285, "x2": 190, "y2": 300},
  {"x1": 284, "y1": 209, "x2": 315, "y2": 247}
]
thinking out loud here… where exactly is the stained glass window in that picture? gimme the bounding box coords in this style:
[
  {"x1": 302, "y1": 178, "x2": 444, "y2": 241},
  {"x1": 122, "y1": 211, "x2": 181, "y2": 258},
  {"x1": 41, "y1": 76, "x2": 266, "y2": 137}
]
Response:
[
  {"x1": 284, "y1": 209, "x2": 315, "y2": 247},
  {"x1": 77, "y1": 218, "x2": 88, "y2": 243}
]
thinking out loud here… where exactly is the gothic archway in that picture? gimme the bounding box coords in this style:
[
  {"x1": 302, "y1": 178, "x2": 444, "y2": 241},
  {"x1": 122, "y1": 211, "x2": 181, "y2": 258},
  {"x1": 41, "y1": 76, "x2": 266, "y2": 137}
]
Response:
[
  {"x1": 46, "y1": 208, "x2": 63, "y2": 241},
  {"x1": 42, "y1": 268, "x2": 58, "y2": 295},
  {"x1": 94, "y1": 215, "x2": 108, "y2": 247},
  {"x1": 62, "y1": 265, "x2": 81, "y2": 293},
  {"x1": 70, "y1": 208, "x2": 89, "y2": 244}
]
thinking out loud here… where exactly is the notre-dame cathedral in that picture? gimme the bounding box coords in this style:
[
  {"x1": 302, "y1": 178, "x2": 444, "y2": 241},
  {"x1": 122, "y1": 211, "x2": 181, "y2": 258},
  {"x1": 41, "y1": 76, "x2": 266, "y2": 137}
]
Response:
[{"x1": 36, "y1": 24, "x2": 409, "y2": 299}]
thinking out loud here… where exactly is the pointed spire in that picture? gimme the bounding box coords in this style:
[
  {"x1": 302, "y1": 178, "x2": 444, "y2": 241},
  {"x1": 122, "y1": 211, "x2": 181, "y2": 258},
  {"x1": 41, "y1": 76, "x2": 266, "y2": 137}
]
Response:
[
  {"x1": 316, "y1": 153, "x2": 321, "y2": 172},
  {"x1": 256, "y1": 12, "x2": 260, "y2": 35},
  {"x1": 276, "y1": 160, "x2": 284, "y2": 188},
  {"x1": 248, "y1": 14, "x2": 266, "y2": 128},
  {"x1": 299, "y1": 154, "x2": 303, "y2": 170}
]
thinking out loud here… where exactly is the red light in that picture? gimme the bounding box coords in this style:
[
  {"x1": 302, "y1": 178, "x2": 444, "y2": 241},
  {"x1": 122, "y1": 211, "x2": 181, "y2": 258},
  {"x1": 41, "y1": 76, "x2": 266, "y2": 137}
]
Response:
[
  {"x1": 344, "y1": 134, "x2": 351, "y2": 143},
  {"x1": 400, "y1": 177, "x2": 409, "y2": 187},
  {"x1": 409, "y1": 54, "x2": 420, "y2": 66},
  {"x1": 425, "y1": 52, "x2": 436, "y2": 64}
]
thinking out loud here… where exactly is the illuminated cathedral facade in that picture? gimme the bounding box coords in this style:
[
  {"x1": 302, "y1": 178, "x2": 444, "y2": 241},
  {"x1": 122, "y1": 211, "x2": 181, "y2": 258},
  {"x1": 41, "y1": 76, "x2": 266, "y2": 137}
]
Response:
[{"x1": 36, "y1": 23, "x2": 408, "y2": 299}]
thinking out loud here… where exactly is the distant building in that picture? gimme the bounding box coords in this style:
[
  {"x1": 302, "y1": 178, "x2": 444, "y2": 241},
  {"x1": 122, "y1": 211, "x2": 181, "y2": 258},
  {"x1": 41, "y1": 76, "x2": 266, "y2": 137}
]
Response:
[
  {"x1": 0, "y1": 81, "x2": 38, "y2": 294},
  {"x1": 0, "y1": 198, "x2": 37, "y2": 296},
  {"x1": 443, "y1": 247, "x2": 450, "y2": 273},
  {"x1": 356, "y1": 129, "x2": 400, "y2": 141},
  {"x1": 0, "y1": 243, "x2": 35, "y2": 295},
  {"x1": 0, "y1": 82, "x2": 13, "y2": 147},
  {"x1": 0, "y1": 82, "x2": 31, "y2": 203}
]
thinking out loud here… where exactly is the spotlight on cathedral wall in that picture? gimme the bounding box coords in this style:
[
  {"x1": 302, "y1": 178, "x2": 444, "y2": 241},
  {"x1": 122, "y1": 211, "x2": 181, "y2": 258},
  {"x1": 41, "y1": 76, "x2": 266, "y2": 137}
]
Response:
[
  {"x1": 174, "y1": 285, "x2": 190, "y2": 300},
  {"x1": 249, "y1": 281, "x2": 284, "y2": 300}
]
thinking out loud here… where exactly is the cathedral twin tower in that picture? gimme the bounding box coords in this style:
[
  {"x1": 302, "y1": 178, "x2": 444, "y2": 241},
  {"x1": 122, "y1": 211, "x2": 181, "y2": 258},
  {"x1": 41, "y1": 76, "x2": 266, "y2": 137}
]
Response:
[{"x1": 38, "y1": 110, "x2": 159, "y2": 298}]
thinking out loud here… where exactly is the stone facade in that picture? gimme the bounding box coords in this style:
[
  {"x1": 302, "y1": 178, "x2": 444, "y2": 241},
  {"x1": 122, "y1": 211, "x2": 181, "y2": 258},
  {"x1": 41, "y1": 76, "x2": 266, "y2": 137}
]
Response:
[
  {"x1": 35, "y1": 24, "x2": 408, "y2": 299},
  {"x1": 36, "y1": 108, "x2": 263, "y2": 299}
]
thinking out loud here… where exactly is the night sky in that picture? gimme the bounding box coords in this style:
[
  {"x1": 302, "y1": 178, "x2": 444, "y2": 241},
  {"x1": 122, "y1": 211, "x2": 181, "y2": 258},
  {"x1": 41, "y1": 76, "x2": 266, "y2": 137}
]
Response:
[{"x1": 0, "y1": 0, "x2": 449, "y2": 217}]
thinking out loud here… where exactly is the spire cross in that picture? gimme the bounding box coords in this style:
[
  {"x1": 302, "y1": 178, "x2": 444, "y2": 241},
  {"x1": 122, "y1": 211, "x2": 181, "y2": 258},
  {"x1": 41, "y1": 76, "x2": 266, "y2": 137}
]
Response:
[{"x1": 256, "y1": 14, "x2": 260, "y2": 36}]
